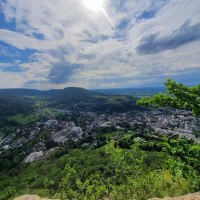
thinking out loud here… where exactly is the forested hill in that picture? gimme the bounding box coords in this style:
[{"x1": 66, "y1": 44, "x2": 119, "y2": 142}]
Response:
[
  {"x1": 0, "y1": 87, "x2": 97, "y2": 98},
  {"x1": 0, "y1": 89, "x2": 44, "y2": 96},
  {"x1": 0, "y1": 87, "x2": 145, "y2": 114},
  {"x1": 93, "y1": 86, "x2": 166, "y2": 96},
  {"x1": 0, "y1": 95, "x2": 34, "y2": 117},
  {"x1": 52, "y1": 87, "x2": 98, "y2": 104},
  {"x1": 0, "y1": 87, "x2": 98, "y2": 118}
]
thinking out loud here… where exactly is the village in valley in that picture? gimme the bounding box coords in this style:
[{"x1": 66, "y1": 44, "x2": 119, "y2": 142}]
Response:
[{"x1": 1, "y1": 106, "x2": 200, "y2": 163}]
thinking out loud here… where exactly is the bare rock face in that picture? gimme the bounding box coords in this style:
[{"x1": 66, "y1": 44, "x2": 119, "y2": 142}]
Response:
[
  {"x1": 14, "y1": 193, "x2": 200, "y2": 200},
  {"x1": 149, "y1": 192, "x2": 200, "y2": 200},
  {"x1": 52, "y1": 126, "x2": 83, "y2": 143},
  {"x1": 14, "y1": 195, "x2": 59, "y2": 200},
  {"x1": 24, "y1": 151, "x2": 44, "y2": 163}
]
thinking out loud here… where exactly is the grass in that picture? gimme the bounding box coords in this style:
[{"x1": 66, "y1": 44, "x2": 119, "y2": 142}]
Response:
[
  {"x1": 6, "y1": 107, "x2": 60, "y2": 126},
  {"x1": 42, "y1": 107, "x2": 59, "y2": 115},
  {"x1": 7, "y1": 114, "x2": 40, "y2": 125}
]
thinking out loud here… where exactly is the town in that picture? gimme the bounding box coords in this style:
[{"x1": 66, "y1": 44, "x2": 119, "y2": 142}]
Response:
[{"x1": 1, "y1": 107, "x2": 200, "y2": 163}]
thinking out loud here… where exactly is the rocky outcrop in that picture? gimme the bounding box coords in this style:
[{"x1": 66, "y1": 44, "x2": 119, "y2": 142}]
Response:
[
  {"x1": 24, "y1": 151, "x2": 44, "y2": 163},
  {"x1": 149, "y1": 192, "x2": 200, "y2": 200},
  {"x1": 14, "y1": 192, "x2": 200, "y2": 200},
  {"x1": 52, "y1": 126, "x2": 83, "y2": 143},
  {"x1": 14, "y1": 195, "x2": 59, "y2": 200}
]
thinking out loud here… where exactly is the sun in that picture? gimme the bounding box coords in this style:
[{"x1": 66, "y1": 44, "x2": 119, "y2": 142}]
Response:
[
  {"x1": 84, "y1": 0, "x2": 104, "y2": 12},
  {"x1": 83, "y1": 0, "x2": 114, "y2": 27}
]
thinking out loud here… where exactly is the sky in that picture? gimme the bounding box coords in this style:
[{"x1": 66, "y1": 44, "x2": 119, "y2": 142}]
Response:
[{"x1": 0, "y1": 0, "x2": 200, "y2": 89}]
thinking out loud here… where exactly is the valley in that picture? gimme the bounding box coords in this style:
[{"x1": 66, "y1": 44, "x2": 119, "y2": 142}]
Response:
[{"x1": 0, "y1": 86, "x2": 199, "y2": 200}]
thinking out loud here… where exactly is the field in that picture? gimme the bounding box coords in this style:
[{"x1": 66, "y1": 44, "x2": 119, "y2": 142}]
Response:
[{"x1": 7, "y1": 114, "x2": 41, "y2": 125}]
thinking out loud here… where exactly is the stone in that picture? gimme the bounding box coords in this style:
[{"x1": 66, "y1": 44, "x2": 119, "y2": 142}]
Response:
[
  {"x1": 14, "y1": 195, "x2": 59, "y2": 200},
  {"x1": 24, "y1": 151, "x2": 43, "y2": 163},
  {"x1": 149, "y1": 192, "x2": 200, "y2": 200}
]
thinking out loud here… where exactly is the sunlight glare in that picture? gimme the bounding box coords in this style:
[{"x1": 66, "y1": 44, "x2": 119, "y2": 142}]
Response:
[{"x1": 84, "y1": 0, "x2": 104, "y2": 12}]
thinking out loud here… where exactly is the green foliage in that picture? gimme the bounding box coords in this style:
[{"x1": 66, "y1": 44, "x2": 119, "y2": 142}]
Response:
[
  {"x1": 0, "y1": 95, "x2": 34, "y2": 118},
  {"x1": 137, "y1": 78, "x2": 200, "y2": 115},
  {"x1": 0, "y1": 141, "x2": 199, "y2": 200},
  {"x1": 6, "y1": 114, "x2": 40, "y2": 125}
]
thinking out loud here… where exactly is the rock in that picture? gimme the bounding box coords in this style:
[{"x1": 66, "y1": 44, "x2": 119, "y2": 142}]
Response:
[
  {"x1": 3, "y1": 145, "x2": 10, "y2": 150},
  {"x1": 52, "y1": 126, "x2": 83, "y2": 143},
  {"x1": 14, "y1": 193, "x2": 200, "y2": 200},
  {"x1": 45, "y1": 120, "x2": 58, "y2": 127},
  {"x1": 24, "y1": 151, "x2": 43, "y2": 163},
  {"x1": 14, "y1": 195, "x2": 59, "y2": 200},
  {"x1": 149, "y1": 192, "x2": 200, "y2": 200}
]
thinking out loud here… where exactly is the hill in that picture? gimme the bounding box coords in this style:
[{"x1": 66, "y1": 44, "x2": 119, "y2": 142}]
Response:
[
  {"x1": 0, "y1": 95, "x2": 34, "y2": 118},
  {"x1": 93, "y1": 86, "x2": 166, "y2": 97},
  {"x1": 0, "y1": 87, "x2": 98, "y2": 105},
  {"x1": 0, "y1": 87, "x2": 98, "y2": 116},
  {"x1": 0, "y1": 87, "x2": 145, "y2": 115},
  {"x1": 0, "y1": 89, "x2": 44, "y2": 97},
  {"x1": 1, "y1": 137, "x2": 199, "y2": 200},
  {"x1": 52, "y1": 87, "x2": 97, "y2": 104},
  {"x1": 0, "y1": 87, "x2": 97, "y2": 98}
]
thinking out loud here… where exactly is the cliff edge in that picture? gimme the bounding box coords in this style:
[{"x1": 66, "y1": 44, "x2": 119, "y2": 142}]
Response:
[
  {"x1": 14, "y1": 192, "x2": 200, "y2": 200},
  {"x1": 149, "y1": 192, "x2": 200, "y2": 200},
  {"x1": 14, "y1": 195, "x2": 59, "y2": 200}
]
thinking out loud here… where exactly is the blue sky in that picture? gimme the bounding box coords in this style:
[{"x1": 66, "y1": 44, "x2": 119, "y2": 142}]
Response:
[{"x1": 0, "y1": 0, "x2": 200, "y2": 89}]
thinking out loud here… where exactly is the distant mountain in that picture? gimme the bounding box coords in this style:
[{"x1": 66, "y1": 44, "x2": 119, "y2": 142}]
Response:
[
  {"x1": 0, "y1": 86, "x2": 165, "y2": 98},
  {"x1": 0, "y1": 87, "x2": 145, "y2": 113},
  {"x1": 0, "y1": 89, "x2": 44, "y2": 97},
  {"x1": 52, "y1": 87, "x2": 98, "y2": 104},
  {"x1": 0, "y1": 88, "x2": 63, "y2": 97},
  {"x1": 0, "y1": 87, "x2": 99, "y2": 98},
  {"x1": 0, "y1": 87, "x2": 101, "y2": 108},
  {"x1": 93, "y1": 86, "x2": 166, "y2": 96}
]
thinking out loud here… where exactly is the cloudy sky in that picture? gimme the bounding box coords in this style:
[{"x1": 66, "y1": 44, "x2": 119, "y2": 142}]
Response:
[{"x1": 0, "y1": 0, "x2": 200, "y2": 89}]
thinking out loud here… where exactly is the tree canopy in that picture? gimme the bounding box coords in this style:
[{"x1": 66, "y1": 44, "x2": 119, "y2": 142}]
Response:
[{"x1": 137, "y1": 79, "x2": 200, "y2": 115}]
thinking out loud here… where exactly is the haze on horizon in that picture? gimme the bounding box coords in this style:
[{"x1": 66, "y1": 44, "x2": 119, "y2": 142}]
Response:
[{"x1": 0, "y1": 0, "x2": 200, "y2": 90}]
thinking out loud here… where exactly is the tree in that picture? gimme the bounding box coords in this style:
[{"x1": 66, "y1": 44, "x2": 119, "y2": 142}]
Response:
[{"x1": 137, "y1": 78, "x2": 200, "y2": 115}]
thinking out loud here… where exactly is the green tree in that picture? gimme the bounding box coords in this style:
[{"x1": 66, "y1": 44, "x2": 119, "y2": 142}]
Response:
[{"x1": 137, "y1": 78, "x2": 200, "y2": 115}]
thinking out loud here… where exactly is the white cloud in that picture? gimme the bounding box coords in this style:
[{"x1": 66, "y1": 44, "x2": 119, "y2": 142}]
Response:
[
  {"x1": 0, "y1": 0, "x2": 200, "y2": 89},
  {"x1": 0, "y1": 71, "x2": 24, "y2": 88},
  {"x1": 0, "y1": 29, "x2": 52, "y2": 50}
]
